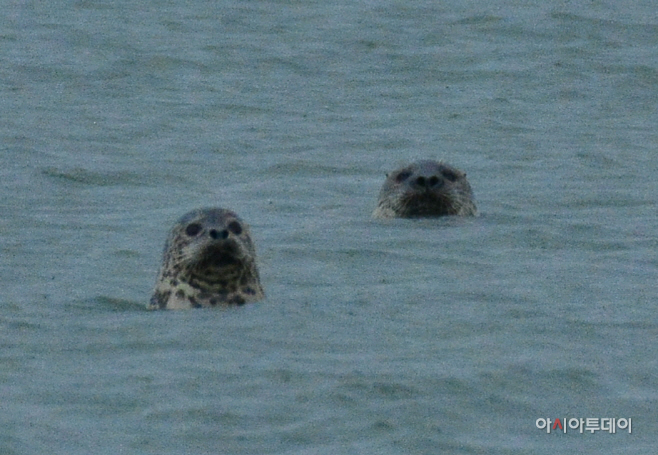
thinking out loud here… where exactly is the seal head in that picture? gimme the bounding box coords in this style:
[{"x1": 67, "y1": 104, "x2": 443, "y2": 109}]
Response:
[
  {"x1": 149, "y1": 208, "x2": 264, "y2": 310},
  {"x1": 373, "y1": 160, "x2": 477, "y2": 218}
]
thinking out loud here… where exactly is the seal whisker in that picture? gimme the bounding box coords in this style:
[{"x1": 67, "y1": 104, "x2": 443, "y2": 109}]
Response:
[
  {"x1": 149, "y1": 208, "x2": 265, "y2": 310},
  {"x1": 373, "y1": 160, "x2": 477, "y2": 219}
]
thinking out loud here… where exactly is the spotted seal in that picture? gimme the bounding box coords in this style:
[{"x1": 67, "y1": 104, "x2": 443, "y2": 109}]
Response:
[
  {"x1": 149, "y1": 208, "x2": 264, "y2": 309},
  {"x1": 373, "y1": 160, "x2": 477, "y2": 218}
]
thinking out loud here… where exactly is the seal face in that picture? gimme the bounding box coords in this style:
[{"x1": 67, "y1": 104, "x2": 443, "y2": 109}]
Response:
[
  {"x1": 149, "y1": 208, "x2": 265, "y2": 310},
  {"x1": 373, "y1": 160, "x2": 477, "y2": 218}
]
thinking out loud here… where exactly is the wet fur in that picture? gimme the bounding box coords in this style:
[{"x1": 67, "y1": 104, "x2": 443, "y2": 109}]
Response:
[
  {"x1": 373, "y1": 160, "x2": 476, "y2": 218},
  {"x1": 149, "y1": 208, "x2": 264, "y2": 310}
]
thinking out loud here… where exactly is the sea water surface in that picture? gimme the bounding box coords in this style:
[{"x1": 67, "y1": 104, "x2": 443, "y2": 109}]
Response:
[{"x1": 1, "y1": 0, "x2": 657, "y2": 453}]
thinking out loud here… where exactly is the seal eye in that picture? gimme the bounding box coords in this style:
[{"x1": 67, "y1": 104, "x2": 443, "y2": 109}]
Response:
[
  {"x1": 185, "y1": 223, "x2": 202, "y2": 237},
  {"x1": 441, "y1": 169, "x2": 458, "y2": 182},
  {"x1": 395, "y1": 171, "x2": 412, "y2": 183},
  {"x1": 227, "y1": 221, "x2": 242, "y2": 235}
]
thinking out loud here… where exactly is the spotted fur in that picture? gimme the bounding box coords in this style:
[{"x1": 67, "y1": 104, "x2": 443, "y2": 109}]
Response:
[{"x1": 149, "y1": 208, "x2": 264, "y2": 310}]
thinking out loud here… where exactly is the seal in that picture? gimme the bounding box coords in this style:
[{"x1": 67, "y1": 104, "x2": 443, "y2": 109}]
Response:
[
  {"x1": 373, "y1": 160, "x2": 477, "y2": 218},
  {"x1": 149, "y1": 208, "x2": 265, "y2": 310}
]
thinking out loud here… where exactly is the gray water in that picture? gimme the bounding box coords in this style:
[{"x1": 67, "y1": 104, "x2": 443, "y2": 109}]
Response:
[{"x1": 1, "y1": 0, "x2": 657, "y2": 453}]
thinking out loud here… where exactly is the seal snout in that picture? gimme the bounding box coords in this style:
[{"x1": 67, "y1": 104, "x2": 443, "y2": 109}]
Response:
[
  {"x1": 413, "y1": 175, "x2": 442, "y2": 190},
  {"x1": 200, "y1": 241, "x2": 242, "y2": 269},
  {"x1": 209, "y1": 228, "x2": 229, "y2": 240}
]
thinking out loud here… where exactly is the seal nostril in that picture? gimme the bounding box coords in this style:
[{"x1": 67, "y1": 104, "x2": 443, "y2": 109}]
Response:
[
  {"x1": 209, "y1": 229, "x2": 229, "y2": 240},
  {"x1": 428, "y1": 176, "x2": 439, "y2": 187},
  {"x1": 416, "y1": 176, "x2": 426, "y2": 187}
]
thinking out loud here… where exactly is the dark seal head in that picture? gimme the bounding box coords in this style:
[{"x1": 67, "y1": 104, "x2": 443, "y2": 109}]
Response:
[
  {"x1": 149, "y1": 208, "x2": 265, "y2": 310},
  {"x1": 373, "y1": 160, "x2": 477, "y2": 218}
]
